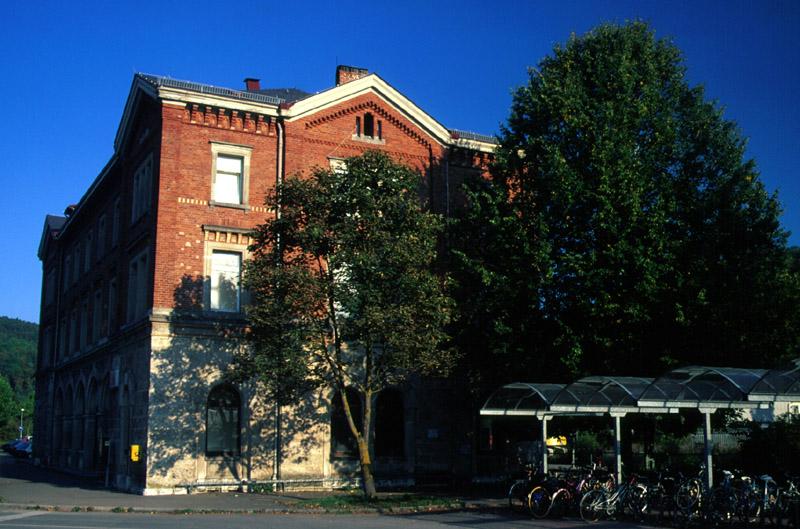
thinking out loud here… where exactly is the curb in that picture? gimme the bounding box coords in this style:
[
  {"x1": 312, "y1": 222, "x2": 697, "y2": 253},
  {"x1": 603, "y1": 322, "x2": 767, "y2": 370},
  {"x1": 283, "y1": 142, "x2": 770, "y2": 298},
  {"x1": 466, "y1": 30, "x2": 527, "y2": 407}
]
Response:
[{"x1": 0, "y1": 500, "x2": 504, "y2": 516}]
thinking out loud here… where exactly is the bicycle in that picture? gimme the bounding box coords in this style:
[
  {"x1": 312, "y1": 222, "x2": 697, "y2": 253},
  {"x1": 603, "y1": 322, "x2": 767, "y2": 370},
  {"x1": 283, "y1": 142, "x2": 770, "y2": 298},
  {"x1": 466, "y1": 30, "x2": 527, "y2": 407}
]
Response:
[
  {"x1": 579, "y1": 473, "x2": 647, "y2": 523},
  {"x1": 507, "y1": 463, "x2": 545, "y2": 513}
]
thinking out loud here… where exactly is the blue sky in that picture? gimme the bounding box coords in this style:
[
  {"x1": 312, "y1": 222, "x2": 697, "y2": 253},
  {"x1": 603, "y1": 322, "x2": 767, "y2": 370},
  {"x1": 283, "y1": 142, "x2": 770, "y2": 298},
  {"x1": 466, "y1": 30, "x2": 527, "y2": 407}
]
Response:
[{"x1": 2, "y1": 0, "x2": 798, "y2": 324}]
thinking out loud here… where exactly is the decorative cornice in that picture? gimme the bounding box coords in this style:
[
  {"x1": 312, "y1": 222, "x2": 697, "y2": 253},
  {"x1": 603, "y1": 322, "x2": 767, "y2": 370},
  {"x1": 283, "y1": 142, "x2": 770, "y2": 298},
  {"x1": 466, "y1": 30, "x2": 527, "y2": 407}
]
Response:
[
  {"x1": 184, "y1": 104, "x2": 275, "y2": 135},
  {"x1": 202, "y1": 225, "x2": 254, "y2": 246},
  {"x1": 304, "y1": 100, "x2": 431, "y2": 149}
]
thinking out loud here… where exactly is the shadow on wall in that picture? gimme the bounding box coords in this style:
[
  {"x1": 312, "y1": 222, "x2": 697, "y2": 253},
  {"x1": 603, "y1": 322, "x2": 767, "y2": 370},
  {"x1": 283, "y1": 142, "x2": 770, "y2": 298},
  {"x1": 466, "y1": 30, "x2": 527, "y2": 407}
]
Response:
[{"x1": 145, "y1": 274, "x2": 329, "y2": 489}]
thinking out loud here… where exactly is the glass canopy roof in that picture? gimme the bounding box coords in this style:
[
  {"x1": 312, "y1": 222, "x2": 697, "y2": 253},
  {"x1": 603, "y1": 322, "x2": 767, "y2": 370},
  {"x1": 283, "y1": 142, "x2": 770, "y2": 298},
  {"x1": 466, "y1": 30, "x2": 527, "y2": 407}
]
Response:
[{"x1": 481, "y1": 363, "x2": 800, "y2": 417}]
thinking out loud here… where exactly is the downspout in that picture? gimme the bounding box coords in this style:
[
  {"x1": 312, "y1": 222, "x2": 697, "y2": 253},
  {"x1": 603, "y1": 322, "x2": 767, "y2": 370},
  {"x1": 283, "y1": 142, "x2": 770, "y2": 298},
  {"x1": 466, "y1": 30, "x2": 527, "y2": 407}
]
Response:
[
  {"x1": 49, "y1": 241, "x2": 64, "y2": 465},
  {"x1": 272, "y1": 115, "x2": 285, "y2": 485}
]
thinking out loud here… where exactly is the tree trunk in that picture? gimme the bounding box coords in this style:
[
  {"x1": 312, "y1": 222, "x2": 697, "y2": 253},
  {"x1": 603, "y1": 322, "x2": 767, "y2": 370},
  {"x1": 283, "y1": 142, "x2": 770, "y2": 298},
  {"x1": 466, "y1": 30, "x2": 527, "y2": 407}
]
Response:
[
  {"x1": 357, "y1": 437, "x2": 377, "y2": 498},
  {"x1": 338, "y1": 387, "x2": 377, "y2": 499}
]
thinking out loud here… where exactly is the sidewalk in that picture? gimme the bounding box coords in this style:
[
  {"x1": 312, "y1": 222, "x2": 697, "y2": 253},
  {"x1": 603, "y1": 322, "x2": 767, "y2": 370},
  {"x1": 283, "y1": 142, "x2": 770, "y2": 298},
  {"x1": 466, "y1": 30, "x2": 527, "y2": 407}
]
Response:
[{"x1": 0, "y1": 455, "x2": 505, "y2": 514}]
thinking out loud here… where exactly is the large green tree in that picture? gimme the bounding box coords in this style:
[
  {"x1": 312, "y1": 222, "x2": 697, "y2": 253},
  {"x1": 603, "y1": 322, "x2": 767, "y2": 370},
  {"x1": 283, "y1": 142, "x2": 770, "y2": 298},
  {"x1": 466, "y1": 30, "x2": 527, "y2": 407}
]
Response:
[
  {"x1": 236, "y1": 151, "x2": 455, "y2": 497},
  {"x1": 453, "y1": 22, "x2": 798, "y2": 387}
]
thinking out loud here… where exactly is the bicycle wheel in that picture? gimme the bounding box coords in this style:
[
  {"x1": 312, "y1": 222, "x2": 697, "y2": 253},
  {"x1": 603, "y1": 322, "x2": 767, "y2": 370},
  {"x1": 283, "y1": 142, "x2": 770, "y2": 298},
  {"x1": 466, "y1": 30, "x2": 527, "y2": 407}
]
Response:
[
  {"x1": 580, "y1": 489, "x2": 606, "y2": 523},
  {"x1": 627, "y1": 482, "x2": 649, "y2": 522},
  {"x1": 707, "y1": 488, "x2": 735, "y2": 527},
  {"x1": 676, "y1": 479, "x2": 702, "y2": 511},
  {"x1": 549, "y1": 489, "x2": 570, "y2": 518},
  {"x1": 528, "y1": 485, "x2": 552, "y2": 518},
  {"x1": 507, "y1": 480, "x2": 528, "y2": 513}
]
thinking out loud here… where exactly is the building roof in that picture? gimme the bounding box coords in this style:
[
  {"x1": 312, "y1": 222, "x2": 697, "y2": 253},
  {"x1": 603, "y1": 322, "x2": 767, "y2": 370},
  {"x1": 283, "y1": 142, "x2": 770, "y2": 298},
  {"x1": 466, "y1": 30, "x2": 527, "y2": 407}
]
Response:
[
  {"x1": 137, "y1": 74, "x2": 285, "y2": 106},
  {"x1": 37, "y1": 215, "x2": 67, "y2": 260},
  {"x1": 480, "y1": 362, "x2": 800, "y2": 417},
  {"x1": 257, "y1": 87, "x2": 312, "y2": 103}
]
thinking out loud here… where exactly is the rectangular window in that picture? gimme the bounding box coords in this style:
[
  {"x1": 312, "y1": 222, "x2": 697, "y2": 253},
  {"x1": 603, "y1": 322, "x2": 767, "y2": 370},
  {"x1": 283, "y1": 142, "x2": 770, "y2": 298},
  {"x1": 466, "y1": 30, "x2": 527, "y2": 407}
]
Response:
[
  {"x1": 44, "y1": 268, "x2": 56, "y2": 306},
  {"x1": 73, "y1": 246, "x2": 80, "y2": 283},
  {"x1": 112, "y1": 197, "x2": 121, "y2": 247},
  {"x1": 84, "y1": 230, "x2": 93, "y2": 273},
  {"x1": 210, "y1": 143, "x2": 251, "y2": 207},
  {"x1": 63, "y1": 255, "x2": 71, "y2": 291},
  {"x1": 70, "y1": 310, "x2": 78, "y2": 354},
  {"x1": 92, "y1": 288, "x2": 103, "y2": 342},
  {"x1": 97, "y1": 214, "x2": 107, "y2": 259},
  {"x1": 127, "y1": 249, "x2": 149, "y2": 323},
  {"x1": 210, "y1": 251, "x2": 241, "y2": 312},
  {"x1": 58, "y1": 317, "x2": 67, "y2": 362},
  {"x1": 41, "y1": 326, "x2": 53, "y2": 367},
  {"x1": 131, "y1": 155, "x2": 153, "y2": 223},
  {"x1": 213, "y1": 155, "x2": 243, "y2": 204},
  {"x1": 80, "y1": 300, "x2": 88, "y2": 351},
  {"x1": 107, "y1": 278, "x2": 117, "y2": 334}
]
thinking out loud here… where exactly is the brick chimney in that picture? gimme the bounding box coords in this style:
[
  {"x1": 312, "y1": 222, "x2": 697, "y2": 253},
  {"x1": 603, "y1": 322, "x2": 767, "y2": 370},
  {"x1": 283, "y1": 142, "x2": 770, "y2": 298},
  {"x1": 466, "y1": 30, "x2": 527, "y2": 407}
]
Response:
[
  {"x1": 335, "y1": 65, "x2": 369, "y2": 86},
  {"x1": 244, "y1": 78, "x2": 261, "y2": 91}
]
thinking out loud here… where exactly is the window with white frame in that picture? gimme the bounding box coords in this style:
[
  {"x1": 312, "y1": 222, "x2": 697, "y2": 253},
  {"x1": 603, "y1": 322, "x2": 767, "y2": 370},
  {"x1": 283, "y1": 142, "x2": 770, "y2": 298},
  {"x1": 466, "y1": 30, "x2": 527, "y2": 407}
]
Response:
[
  {"x1": 210, "y1": 250, "x2": 242, "y2": 312},
  {"x1": 131, "y1": 155, "x2": 153, "y2": 223},
  {"x1": 211, "y1": 143, "x2": 251, "y2": 206},
  {"x1": 127, "y1": 249, "x2": 149, "y2": 323}
]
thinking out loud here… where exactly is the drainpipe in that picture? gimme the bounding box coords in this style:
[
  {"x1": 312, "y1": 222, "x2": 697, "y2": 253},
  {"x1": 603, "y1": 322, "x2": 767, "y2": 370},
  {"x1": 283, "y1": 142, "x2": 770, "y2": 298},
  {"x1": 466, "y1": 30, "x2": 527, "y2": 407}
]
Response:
[{"x1": 271, "y1": 115, "x2": 285, "y2": 485}]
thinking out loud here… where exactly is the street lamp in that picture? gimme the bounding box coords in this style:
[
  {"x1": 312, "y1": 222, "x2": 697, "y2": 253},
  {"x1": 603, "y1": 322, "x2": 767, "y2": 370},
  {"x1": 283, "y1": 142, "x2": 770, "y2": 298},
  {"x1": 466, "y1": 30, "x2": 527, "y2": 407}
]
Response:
[{"x1": 18, "y1": 408, "x2": 24, "y2": 439}]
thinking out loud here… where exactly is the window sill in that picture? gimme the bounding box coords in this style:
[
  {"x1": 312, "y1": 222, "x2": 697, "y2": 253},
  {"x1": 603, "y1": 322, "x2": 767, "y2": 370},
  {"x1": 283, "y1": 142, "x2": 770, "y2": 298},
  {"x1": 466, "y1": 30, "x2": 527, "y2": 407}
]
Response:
[
  {"x1": 351, "y1": 135, "x2": 385, "y2": 145},
  {"x1": 210, "y1": 201, "x2": 249, "y2": 211}
]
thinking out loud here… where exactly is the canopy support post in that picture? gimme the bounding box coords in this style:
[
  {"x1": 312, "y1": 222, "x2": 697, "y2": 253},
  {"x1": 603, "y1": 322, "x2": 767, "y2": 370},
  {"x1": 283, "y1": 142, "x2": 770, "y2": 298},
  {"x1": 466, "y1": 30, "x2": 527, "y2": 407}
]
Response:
[
  {"x1": 611, "y1": 413, "x2": 625, "y2": 485},
  {"x1": 540, "y1": 416, "x2": 551, "y2": 475},
  {"x1": 700, "y1": 408, "x2": 716, "y2": 489}
]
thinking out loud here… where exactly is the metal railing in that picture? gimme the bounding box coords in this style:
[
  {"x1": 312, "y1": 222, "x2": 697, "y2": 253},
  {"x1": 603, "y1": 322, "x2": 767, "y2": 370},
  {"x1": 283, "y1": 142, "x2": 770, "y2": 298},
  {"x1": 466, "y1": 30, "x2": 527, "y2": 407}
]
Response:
[{"x1": 138, "y1": 74, "x2": 284, "y2": 106}]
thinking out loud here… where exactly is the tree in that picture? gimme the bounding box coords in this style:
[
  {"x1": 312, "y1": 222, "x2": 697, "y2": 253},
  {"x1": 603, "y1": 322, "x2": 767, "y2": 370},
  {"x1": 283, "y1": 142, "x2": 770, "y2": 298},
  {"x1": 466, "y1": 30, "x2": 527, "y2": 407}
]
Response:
[
  {"x1": 235, "y1": 151, "x2": 455, "y2": 497},
  {"x1": 0, "y1": 375, "x2": 17, "y2": 439},
  {"x1": 453, "y1": 22, "x2": 797, "y2": 386}
]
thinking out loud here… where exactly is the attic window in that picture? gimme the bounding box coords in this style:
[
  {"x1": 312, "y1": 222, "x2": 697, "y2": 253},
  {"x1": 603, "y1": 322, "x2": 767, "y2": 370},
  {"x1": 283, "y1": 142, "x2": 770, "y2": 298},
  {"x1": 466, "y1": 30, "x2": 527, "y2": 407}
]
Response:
[
  {"x1": 352, "y1": 113, "x2": 384, "y2": 144},
  {"x1": 364, "y1": 113, "x2": 374, "y2": 138}
]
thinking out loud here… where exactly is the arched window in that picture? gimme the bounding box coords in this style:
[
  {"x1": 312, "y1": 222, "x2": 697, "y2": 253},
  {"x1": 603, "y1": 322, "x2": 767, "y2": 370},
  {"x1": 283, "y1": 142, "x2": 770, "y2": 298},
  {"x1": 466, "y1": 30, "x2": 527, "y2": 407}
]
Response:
[
  {"x1": 364, "y1": 113, "x2": 374, "y2": 138},
  {"x1": 331, "y1": 387, "x2": 362, "y2": 459},
  {"x1": 206, "y1": 384, "x2": 241, "y2": 457},
  {"x1": 375, "y1": 389, "x2": 404, "y2": 458}
]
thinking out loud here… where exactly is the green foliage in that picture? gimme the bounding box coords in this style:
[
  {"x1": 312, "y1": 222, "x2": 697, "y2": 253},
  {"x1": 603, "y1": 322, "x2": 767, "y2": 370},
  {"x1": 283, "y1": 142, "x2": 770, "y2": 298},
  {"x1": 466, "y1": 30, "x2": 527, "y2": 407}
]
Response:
[
  {"x1": 235, "y1": 151, "x2": 455, "y2": 496},
  {"x1": 0, "y1": 375, "x2": 16, "y2": 438},
  {"x1": 453, "y1": 22, "x2": 798, "y2": 387},
  {"x1": 0, "y1": 316, "x2": 38, "y2": 398},
  {"x1": 0, "y1": 317, "x2": 37, "y2": 440},
  {"x1": 738, "y1": 415, "x2": 800, "y2": 476}
]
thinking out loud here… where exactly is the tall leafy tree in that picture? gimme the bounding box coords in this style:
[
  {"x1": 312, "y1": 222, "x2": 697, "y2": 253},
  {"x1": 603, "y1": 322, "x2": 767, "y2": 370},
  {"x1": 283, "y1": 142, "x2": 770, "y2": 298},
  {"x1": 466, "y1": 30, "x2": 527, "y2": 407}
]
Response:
[
  {"x1": 454, "y1": 22, "x2": 796, "y2": 385},
  {"x1": 236, "y1": 151, "x2": 455, "y2": 497}
]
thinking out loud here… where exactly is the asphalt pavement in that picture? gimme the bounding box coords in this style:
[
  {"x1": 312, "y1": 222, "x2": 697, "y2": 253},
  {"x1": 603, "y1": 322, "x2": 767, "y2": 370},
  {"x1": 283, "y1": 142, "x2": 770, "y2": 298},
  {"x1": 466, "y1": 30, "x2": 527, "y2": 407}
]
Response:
[{"x1": 0, "y1": 454, "x2": 662, "y2": 528}]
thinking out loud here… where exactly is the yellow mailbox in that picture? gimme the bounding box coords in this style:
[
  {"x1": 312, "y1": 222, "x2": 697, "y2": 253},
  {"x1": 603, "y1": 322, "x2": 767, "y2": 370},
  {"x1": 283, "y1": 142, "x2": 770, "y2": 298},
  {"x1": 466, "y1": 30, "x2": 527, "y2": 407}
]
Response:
[{"x1": 130, "y1": 444, "x2": 140, "y2": 462}]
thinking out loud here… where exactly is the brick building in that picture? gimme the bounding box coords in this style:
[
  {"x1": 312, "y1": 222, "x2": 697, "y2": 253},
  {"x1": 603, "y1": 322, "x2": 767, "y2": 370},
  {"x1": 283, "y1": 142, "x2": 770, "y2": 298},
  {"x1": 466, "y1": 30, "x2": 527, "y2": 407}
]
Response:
[{"x1": 35, "y1": 66, "x2": 496, "y2": 494}]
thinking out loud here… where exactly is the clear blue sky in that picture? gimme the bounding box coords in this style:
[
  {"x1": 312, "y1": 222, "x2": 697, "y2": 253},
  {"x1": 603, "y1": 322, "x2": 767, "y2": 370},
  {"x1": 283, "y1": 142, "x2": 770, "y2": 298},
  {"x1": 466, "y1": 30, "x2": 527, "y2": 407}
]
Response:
[{"x1": 2, "y1": 0, "x2": 798, "y2": 324}]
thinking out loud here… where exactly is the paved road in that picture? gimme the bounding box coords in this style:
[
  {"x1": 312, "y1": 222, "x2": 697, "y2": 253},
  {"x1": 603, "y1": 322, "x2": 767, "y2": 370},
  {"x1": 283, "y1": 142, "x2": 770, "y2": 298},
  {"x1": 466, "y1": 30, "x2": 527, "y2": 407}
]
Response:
[{"x1": 0, "y1": 510, "x2": 659, "y2": 529}]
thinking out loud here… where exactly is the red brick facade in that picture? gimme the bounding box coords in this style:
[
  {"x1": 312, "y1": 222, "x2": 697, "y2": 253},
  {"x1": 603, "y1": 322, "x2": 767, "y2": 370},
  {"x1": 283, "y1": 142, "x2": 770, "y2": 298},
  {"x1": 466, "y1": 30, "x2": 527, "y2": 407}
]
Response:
[{"x1": 36, "y1": 68, "x2": 495, "y2": 492}]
